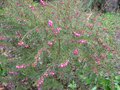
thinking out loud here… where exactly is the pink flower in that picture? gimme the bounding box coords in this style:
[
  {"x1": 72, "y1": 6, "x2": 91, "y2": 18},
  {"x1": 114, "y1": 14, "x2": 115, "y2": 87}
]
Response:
[
  {"x1": 0, "y1": 36, "x2": 7, "y2": 40},
  {"x1": 29, "y1": 5, "x2": 35, "y2": 11},
  {"x1": 60, "y1": 64, "x2": 64, "y2": 68},
  {"x1": 16, "y1": 64, "x2": 26, "y2": 69},
  {"x1": 53, "y1": 30, "x2": 60, "y2": 35},
  {"x1": 18, "y1": 41, "x2": 24, "y2": 46},
  {"x1": 48, "y1": 20, "x2": 53, "y2": 27},
  {"x1": 47, "y1": 41, "x2": 53, "y2": 47},
  {"x1": 73, "y1": 32, "x2": 81, "y2": 37},
  {"x1": 73, "y1": 49, "x2": 79, "y2": 55},
  {"x1": 56, "y1": 27, "x2": 62, "y2": 32},
  {"x1": 40, "y1": 0, "x2": 47, "y2": 6},
  {"x1": 37, "y1": 77, "x2": 44, "y2": 89},
  {"x1": 38, "y1": 78, "x2": 44, "y2": 85},
  {"x1": 95, "y1": 57, "x2": 101, "y2": 65},
  {"x1": 77, "y1": 40, "x2": 87, "y2": 44},
  {"x1": 59, "y1": 60, "x2": 69, "y2": 68},
  {"x1": 52, "y1": 27, "x2": 61, "y2": 35},
  {"x1": 96, "y1": 59, "x2": 101, "y2": 65},
  {"x1": 49, "y1": 71, "x2": 55, "y2": 76}
]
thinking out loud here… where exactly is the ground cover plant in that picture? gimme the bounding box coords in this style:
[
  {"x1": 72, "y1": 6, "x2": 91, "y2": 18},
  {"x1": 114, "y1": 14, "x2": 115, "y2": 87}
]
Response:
[{"x1": 0, "y1": 0, "x2": 120, "y2": 90}]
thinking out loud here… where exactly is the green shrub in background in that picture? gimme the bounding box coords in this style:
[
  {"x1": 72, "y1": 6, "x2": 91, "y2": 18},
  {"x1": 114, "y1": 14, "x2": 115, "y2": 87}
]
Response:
[
  {"x1": 0, "y1": 0, "x2": 120, "y2": 90},
  {"x1": 82, "y1": 0, "x2": 120, "y2": 12},
  {"x1": 81, "y1": 0, "x2": 104, "y2": 11}
]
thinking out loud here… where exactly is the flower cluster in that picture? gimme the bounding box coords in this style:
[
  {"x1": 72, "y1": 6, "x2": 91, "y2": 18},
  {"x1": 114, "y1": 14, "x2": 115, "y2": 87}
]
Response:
[
  {"x1": 59, "y1": 60, "x2": 69, "y2": 68},
  {"x1": 33, "y1": 48, "x2": 46, "y2": 67},
  {"x1": 48, "y1": 20, "x2": 62, "y2": 35},
  {"x1": 17, "y1": 41, "x2": 30, "y2": 48},
  {"x1": 52, "y1": 27, "x2": 62, "y2": 35},
  {"x1": 37, "y1": 76, "x2": 44, "y2": 90},
  {"x1": 16, "y1": 64, "x2": 29, "y2": 69},
  {"x1": 37, "y1": 70, "x2": 55, "y2": 89}
]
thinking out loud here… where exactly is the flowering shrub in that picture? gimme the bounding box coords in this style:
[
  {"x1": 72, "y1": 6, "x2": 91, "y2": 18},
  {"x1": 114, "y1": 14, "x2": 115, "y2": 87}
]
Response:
[{"x1": 0, "y1": 0, "x2": 120, "y2": 90}]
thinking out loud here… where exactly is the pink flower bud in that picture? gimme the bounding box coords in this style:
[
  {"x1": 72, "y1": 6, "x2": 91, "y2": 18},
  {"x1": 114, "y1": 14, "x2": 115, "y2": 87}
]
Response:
[
  {"x1": 48, "y1": 20, "x2": 53, "y2": 27},
  {"x1": 47, "y1": 41, "x2": 53, "y2": 47},
  {"x1": 49, "y1": 71, "x2": 55, "y2": 76},
  {"x1": 95, "y1": 58, "x2": 101, "y2": 65},
  {"x1": 40, "y1": 0, "x2": 46, "y2": 6},
  {"x1": 52, "y1": 27, "x2": 61, "y2": 35},
  {"x1": 60, "y1": 64, "x2": 64, "y2": 68},
  {"x1": 56, "y1": 27, "x2": 62, "y2": 32},
  {"x1": 73, "y1": 49, "x2": 79, "y2": 55},
  {"x1": 37, "y1": 77, "x2": 44, "y2": 88},
  {"x1": 53, "y1": 30, "x2": 60, "y2": 35},
  {"x1": 16, "y1": 64, "x2": 26, "y2": 69},
  {"x1": 73, "y1": 32, "x2": 81, "y2": 37},
  {"x1": 18, "y1": 41, "x2": 24, "y2": 46},
  {"x1": 0, "y1": 36, "x2": 7, "y2": 40},
  {"x1": 59, "y1": 60, "x2": 69, "y2": 68},
  {"x1": 77, "y1": 40, "x2": 87, "y2": 44},
  {"x1": 96, "y1": 60, "x2": 101, "y2": 65}
]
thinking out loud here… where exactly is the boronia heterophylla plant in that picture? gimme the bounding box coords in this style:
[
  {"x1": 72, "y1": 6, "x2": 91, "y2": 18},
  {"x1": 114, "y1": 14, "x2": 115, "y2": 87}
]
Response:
[{"x1": 0, "y1": 0, "x2": 119, "y2": 90}]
